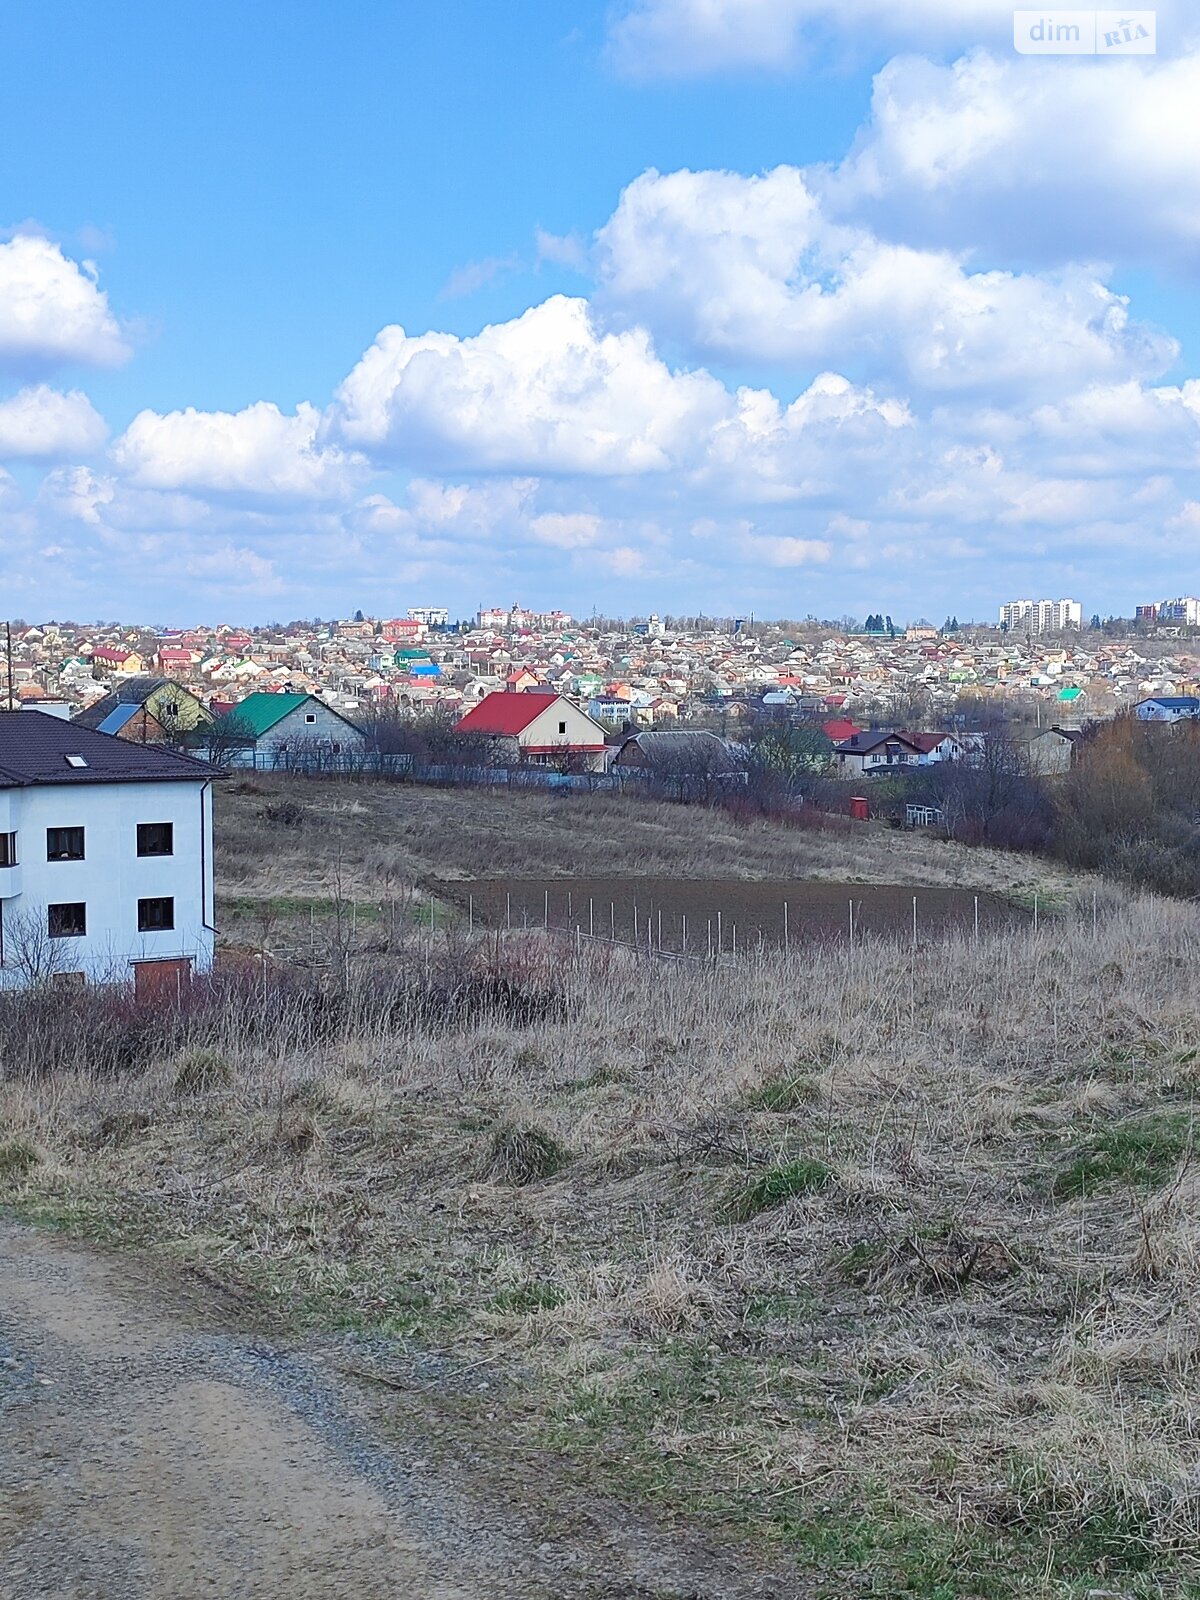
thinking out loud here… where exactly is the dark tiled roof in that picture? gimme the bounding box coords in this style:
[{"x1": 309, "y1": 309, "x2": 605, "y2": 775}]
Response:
[
  {"x1": 0, "y1": 712, "x2": 213, "y2": 789},
  {"x1": 71, "y1": 677, "x2": 169, "y2": 731},
  {"x1": 834, "y1": 730, "x2": 923, "y2": 754}
]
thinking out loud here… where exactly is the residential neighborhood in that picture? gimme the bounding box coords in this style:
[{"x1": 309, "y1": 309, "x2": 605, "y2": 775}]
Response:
[{"x1": 5, "y1": 608, "x2": 1200, "y2": 755}]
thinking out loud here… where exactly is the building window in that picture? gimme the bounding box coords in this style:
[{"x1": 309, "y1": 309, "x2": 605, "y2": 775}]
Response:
[
  {"x1": 304, "y1": 713, "x2": 317, "y2": 724},
  {"x1": 138, "y1": 897, "x2": 175, "y2": 932},
  {"x1": 137, "y1": 822, "x2": 174, "y2": 857},
  {"x1": 48, "y1": 902, "x2": 86, "y2": 938},
  {"x1": 0, "y1": 832, "x2": 16, "y2": 868},
  {"x1": 47, "y1": 826, "x2": 85, "y2": 861},
  {"x1": 558, "y1": 721, "x2": 567, "y2": 735}
]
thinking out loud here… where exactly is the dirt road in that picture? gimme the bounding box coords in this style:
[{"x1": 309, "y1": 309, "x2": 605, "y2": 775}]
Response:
[{"x1": 0, "y1": 1221, "x2": 783, "y2": 1600}]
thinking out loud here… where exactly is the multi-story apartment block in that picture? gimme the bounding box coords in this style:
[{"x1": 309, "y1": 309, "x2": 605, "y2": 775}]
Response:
[
  {"x1": 1156, "y1": 597, "x2": 1200, "y2": 626},
  {"x1": 0, "y1": 712, "x2": 217, "y2": 995},
  {"x1": 999, "y1": 598, "x2": 1082, "y2": 634}
]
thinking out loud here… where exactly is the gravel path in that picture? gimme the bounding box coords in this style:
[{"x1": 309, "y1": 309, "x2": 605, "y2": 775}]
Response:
[{"x1": 0, "y1": 1221, "x2": 789, "y2": 1600}]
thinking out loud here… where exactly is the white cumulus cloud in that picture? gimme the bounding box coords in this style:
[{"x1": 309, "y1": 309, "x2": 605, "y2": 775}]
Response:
[
  {"x1": 596, "y1": 166, "x2": 1175, "y2": 394},
  {"x1": 741, "y1": 532, "x2": 832, "y2": 566},
  {"x1": 610, "y1": 0, "x2": 1020, "y2": 77},
  {"x1": 329, "y1": 295, "x2": 731, "y2": 475},
  {"x1": 529, "y1": 512, "x2": 604, "y2": 548},
  {"x1": 0, "y1": 235, "x2": 129, "y2": 371},
  {"x1": 825, "y1": 49, "x2": 1200, "y2": 265},
  {"x1": 112, "y1": 400, "x2": 366, "y2": 502},
  {"x1": 0, "y1": 386, "x2": 107, "y2": 458}
]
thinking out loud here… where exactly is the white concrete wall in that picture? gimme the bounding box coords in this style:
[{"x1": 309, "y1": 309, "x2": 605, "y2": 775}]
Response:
[
  {"x1": 0, "y1": 778, "x2": 214, "y2": 987},
  {"x1": 520, "y1": 700, "x2": 607, "y2": 766}
]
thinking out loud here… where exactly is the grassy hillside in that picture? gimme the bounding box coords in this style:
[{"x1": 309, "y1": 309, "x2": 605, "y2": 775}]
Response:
[
  {"x1": 4, "y1": 888, "x2": 1199, "y2": 1596},
  {"x1": 216, "y1": 775, "x2": 1093, "y2": 900}
]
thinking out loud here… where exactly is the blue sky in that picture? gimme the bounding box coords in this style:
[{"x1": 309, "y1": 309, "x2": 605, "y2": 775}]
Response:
[{"x1": 2, "y1": 0, "x2": 1199, "y2": 624}]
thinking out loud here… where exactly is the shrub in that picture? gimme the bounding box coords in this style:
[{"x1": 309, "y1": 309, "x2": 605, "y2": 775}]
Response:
[
  {"x1": 484, "y1": 1120, "x2": 572, "y2": 1186},
  {"x1": 262, "y1": 799, "x2": 306, "y2": 829},
  {"x1": 730, "y1": 1156, "x2": 832, "y2": 1220},
  {"x1": 0, "y1": 1137, "x2": 41, "y2": 1180}
]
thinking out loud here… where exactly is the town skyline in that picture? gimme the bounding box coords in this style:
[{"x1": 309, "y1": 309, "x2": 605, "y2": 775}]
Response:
[{"x1": 5, "y1": 592, "x2": 1194, "y2": 635}]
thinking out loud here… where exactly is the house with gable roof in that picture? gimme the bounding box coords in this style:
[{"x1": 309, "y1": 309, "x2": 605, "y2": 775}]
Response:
[
  {"x1": 1134, "y1": 696, "x2": 1200, "y2": 722},
  {"x1": 211, "y1": 693, "x2": 366, "y2": 768},
  {"x1": 72, "y1": 678, "x2": 212, "y2": 745},
  {"x1": 455, "y1": 691, "x2": 609, "y2": 770}
]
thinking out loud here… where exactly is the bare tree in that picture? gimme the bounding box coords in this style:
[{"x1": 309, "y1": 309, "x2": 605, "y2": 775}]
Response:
[
  {"x1": 196, "y1": 713, "x2": 257, "y2": 769},
  {"x1": 915, "y1": 734, "x2": 1053, "y2": 849},
  {"x1": 1, "y1": 907, "x2": 74, "y2": 985},
  {"x1": 357, "y1": 705, "x2": 500, "y2": 770}
]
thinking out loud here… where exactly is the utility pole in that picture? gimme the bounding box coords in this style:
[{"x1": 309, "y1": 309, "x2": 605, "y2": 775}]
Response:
[{"x1": 4, "y1": 622, "x2": 13, "y2": 711}]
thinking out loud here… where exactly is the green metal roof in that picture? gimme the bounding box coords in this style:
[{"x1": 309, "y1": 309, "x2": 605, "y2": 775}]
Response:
[
  {"x1": 222, "y1": 692, "x2": 311, "y2": 737},
  {"x1": 1058, "y1": 686, "x2": 1083, "y2": 701}
]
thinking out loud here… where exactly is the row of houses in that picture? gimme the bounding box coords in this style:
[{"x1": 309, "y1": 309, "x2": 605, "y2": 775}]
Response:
[
  {"x1": 23, "y1": 670, "x2": 1169, "y2": 780},
  {"x1": 9, "y1": 611, "x2": 1200, "y2": 732},
  {"x1": 829, "y1": 726, "x2": 1086, "y2": 777}
]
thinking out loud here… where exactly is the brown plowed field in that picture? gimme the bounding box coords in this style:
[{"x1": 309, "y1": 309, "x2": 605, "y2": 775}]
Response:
[{"x1": 443, "y1": 877, "x2": 1027, "y2": 950}]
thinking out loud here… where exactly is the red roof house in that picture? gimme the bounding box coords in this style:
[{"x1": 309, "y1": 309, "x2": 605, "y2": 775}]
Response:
[
  {"x1": 382, "y1": 618, "x2": 424, "y2": 642},
  {"x1": 456, "y1": 691, "x2": 608, "y2": 769},
  {"x1": 157, "y1": 647, "x2": 194, "y2": 671}
]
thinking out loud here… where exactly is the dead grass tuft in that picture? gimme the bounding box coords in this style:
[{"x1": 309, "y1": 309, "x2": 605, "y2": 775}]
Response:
[
  {"x1": 173, "y1": 1049, "x2": 234, "y2": 1096},
  {"x1": 0, "y1": 1137, "x2": 40, "y2": 1180},
  {"x1": 94, "y1": 1109, "x2": 153, "y2": 1146},
  {"x1": 483, "y1": 1119, "x2": 572, "y2": 1186}
]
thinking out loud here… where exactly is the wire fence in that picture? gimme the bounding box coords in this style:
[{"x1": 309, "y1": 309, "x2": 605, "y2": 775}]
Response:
[{"x1": 453, "y1": 884, "x2": 1059, "y2": 966}]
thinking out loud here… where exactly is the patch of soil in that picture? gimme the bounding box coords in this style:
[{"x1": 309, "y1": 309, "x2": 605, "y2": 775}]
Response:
[{"x1": 445, "y1": 877, "x2": 1025, "y2": 951}]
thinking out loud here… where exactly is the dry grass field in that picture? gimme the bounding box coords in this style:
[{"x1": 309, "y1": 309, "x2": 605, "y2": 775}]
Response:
[
  {"x1": 4, "y1": 872, "x2": 1200, "y2": 1595},
  {"x1": 215, "y1": 775, "x2": 1094, "y2": 907}
]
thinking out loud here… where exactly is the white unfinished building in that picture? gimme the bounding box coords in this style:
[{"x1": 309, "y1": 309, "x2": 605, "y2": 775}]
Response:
[{"x1": 0, "y1": 711, "x2": 217, "y2": 995}]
